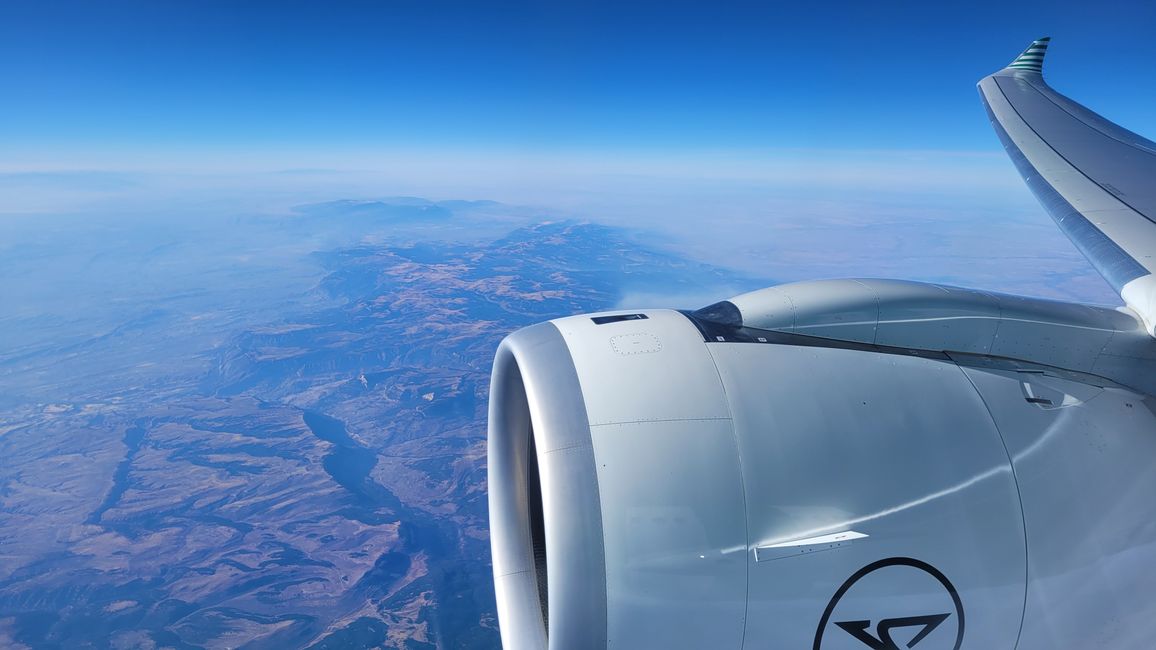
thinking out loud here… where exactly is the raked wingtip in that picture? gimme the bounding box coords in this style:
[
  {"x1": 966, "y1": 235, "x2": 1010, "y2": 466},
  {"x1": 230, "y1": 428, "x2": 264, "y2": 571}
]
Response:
[{"x1": 1005, "y1": 36, "x2": 1051, "y2": 74}]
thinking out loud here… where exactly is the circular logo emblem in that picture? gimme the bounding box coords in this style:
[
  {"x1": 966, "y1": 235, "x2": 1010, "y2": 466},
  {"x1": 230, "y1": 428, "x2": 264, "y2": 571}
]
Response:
[{"x1": 813, "y1": 557, "x2": 964, "y2": 650}]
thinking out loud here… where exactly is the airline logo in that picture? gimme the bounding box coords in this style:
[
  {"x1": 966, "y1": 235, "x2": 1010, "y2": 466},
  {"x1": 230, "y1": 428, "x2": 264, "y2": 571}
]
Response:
[{"x1": 814, "y1": 558, "x2": 964, "y2": 650}]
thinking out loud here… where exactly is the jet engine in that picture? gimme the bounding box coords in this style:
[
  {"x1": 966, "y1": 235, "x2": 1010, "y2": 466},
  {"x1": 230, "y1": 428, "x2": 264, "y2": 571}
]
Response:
[{"x1": 488, "y1": 280, "x2": 1156, "y2": 650}]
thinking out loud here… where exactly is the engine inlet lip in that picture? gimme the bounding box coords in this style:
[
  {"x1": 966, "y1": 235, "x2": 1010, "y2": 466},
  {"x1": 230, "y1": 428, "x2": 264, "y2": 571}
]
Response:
[{"x1": 488, "y1": 321, "x2": 608, "y2": 649}]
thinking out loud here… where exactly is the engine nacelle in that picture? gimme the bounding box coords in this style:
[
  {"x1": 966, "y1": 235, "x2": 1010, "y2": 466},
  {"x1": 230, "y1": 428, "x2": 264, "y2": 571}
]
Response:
[{"x1": 488, "y1": 298, "x2": 1156, "y2": 649}]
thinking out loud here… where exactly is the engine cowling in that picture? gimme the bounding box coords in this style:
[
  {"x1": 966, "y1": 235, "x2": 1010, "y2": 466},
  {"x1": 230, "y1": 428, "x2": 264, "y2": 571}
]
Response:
[{"x1": 488, "y1": 298, "x2": 1156, "y2": 649}]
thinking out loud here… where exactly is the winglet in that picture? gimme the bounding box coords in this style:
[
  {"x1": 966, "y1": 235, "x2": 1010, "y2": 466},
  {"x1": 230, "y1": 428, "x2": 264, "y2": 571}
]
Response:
[{"x1": 1005, "y1": 37, "x2": 1051, "y2": 74}]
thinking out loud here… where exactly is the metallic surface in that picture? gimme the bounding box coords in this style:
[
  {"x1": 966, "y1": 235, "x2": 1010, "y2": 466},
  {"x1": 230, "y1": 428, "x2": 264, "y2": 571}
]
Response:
[
  {"x1": 486, "y1": 38, "x2": 1156, "y2": 650},
  {"x1": 553, "y1": 310, "x2": 747, "y2": 648},
  {"x1": 488, "y1": 323, "x2": 607, "y2": 649},
  {"x1": 709, "y1": 339, "x2": 1025, "y2": 649},
  {"x1": 489, "y1": 306, "x2": 1156, "y2": 648},
  {"x1": 963, "y1": 368, "x2": 1156, "y2": 648},
  {"x1": 724, "y1": 278, "x2": 1156, "y2": 395},
  {"x1": 977, "y1": 45, "x2": 1156, "y2": 333}
]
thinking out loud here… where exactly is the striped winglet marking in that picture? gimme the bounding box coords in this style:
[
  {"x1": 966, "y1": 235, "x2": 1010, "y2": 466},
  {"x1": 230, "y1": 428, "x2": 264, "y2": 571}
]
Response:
[{"x1": 1007, "y1": 37, "x2": 1051, "y2": 73}]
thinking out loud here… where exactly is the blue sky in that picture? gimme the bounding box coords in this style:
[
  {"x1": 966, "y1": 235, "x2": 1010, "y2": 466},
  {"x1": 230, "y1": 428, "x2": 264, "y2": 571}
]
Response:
[
  {"x1": 3, "y1": 1, "x2": 1153, "y2": 305},
  {"x1": 3, "y1": 0, "x2": 1154, "y2": 168}
]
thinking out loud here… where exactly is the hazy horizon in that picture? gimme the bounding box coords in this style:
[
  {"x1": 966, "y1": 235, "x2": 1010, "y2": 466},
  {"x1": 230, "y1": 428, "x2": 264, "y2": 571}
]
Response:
[{"x1": 2, "y1": 2, "x2": 1153, "y2": 647}]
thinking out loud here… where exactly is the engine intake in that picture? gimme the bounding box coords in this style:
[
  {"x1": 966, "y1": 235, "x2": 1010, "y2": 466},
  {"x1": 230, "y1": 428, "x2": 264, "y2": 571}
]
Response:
[
  {"x1": 488, "y1": 322, "x2": 607, "y2": 649},
  {"x1": 488, "y1": 299, "x2": 1156, "y2": 649}
]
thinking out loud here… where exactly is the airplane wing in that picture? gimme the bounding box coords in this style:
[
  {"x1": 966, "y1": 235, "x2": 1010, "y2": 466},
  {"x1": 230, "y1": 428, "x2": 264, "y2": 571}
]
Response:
[
  {"x1": 488, "y1": 39, "x2": 1156, "y2": 650},
  {"x1": 978, "y1": 37, "x2": 1156, "y2": 335}
]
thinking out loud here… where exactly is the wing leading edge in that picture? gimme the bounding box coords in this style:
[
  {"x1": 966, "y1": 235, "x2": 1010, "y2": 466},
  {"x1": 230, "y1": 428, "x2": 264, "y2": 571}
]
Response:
[{"x1": 978, "y1": 37, "x2": 1156, "y2": 336}]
